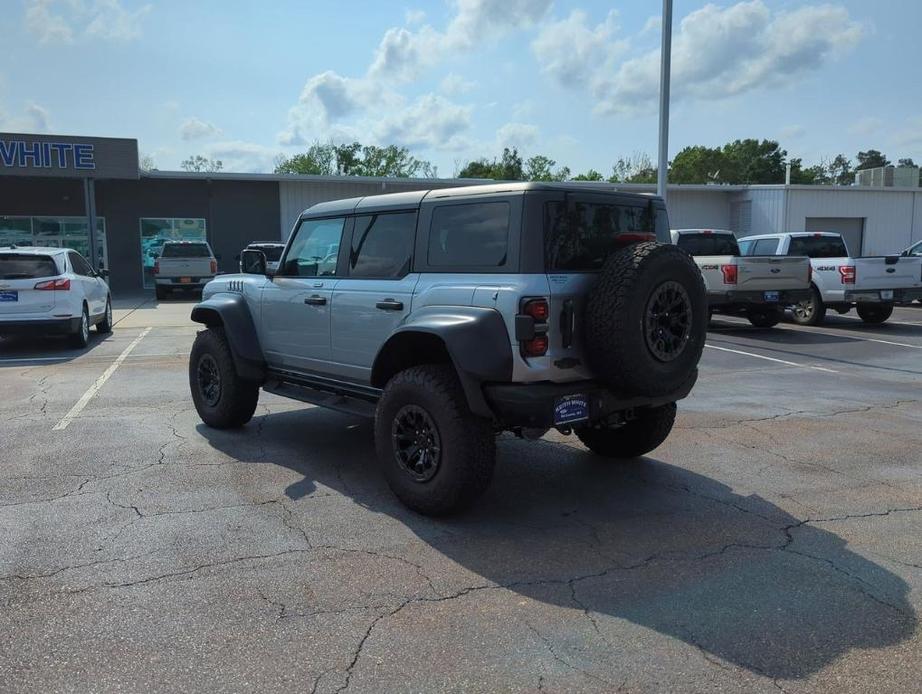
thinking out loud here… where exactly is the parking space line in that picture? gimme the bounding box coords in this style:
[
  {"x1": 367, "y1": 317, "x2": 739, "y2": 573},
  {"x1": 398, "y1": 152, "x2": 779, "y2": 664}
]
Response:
[
  {"x1": 52, "y1": 327, "x2": 153, "y2": 431},
  {"x1": 0, "y1": 356, "x2": 72, "y2": 364},
  {"x1": 705, "y1": 343, "x2": 839, "y2": 373}
]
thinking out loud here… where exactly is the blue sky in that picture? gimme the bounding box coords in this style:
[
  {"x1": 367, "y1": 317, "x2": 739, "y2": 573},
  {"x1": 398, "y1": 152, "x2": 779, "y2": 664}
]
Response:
[{"x1": 4, "y1": 0, "x2": 921, "y2": 175}]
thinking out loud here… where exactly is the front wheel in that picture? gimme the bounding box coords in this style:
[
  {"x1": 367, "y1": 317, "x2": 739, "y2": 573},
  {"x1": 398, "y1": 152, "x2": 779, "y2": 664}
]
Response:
[
  {"x1": 189, "y1": 327, "x2": 259, "y2": 428},
  {"x1": 791, "y1": 286, "x2": 826, "y2": 326},
  {"x1": 576, "y1": 403, "x2": 677, "y2": 459},
  {"x1": 375, "y1": 365, "x2": 495, "y2": 515},
  {"x1": 747, "y1": 307, "x2": 782, "y2": 328},
  {"x1": 856, "y1": 303, "x2": 893, "y2": 324}
]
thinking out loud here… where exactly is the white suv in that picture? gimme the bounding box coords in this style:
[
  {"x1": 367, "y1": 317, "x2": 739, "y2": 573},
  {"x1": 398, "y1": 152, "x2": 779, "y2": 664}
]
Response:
[{"x1": 0, "y1": 246, "x2": 112, "y2": 348}]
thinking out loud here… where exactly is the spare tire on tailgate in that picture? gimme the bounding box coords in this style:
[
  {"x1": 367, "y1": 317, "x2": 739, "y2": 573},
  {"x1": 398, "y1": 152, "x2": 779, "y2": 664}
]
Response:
[{"x1": 584, "y1": 242, "x2": 706, "y2": 397}]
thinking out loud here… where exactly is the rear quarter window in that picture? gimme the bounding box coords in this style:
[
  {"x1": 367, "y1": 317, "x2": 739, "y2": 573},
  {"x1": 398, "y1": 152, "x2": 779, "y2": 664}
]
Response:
[
  {"x1": 0, "y1": 254, "x2": 60, "y2": 279},
  {"x1": 161, "y1": 243, "x2": 211, "y2": 258},
  {"x1": 428, "y1": 202, "x2": 510, "y2": 267}
]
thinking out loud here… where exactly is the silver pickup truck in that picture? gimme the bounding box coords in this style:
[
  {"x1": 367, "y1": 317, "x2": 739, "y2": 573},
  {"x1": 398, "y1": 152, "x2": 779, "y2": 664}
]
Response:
[
  {"x1": 154, "y1": 241, "x2": 218, "y2": 299},
  {"x1": 739, "y1": 232, "x2": 922, "y2": 325},
  {"x1": 671, "y1": 229, "x2": 811, "y2": 328}
]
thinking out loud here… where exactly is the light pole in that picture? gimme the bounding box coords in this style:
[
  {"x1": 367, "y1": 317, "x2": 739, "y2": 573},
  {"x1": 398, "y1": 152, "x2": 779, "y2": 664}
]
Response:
[{"x1": 657, "y1": 0, "x2": 673, "y2": 204}]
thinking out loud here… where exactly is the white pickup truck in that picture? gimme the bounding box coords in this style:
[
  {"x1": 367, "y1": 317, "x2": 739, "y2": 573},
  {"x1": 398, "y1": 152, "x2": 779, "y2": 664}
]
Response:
[
  {"x1": 671, "y1": 229, "x2": 811, "y2": 328},
  {"x1": 738, "y1": 232, "x2": 922, "y2": 325},
  {"x1": 153, "y1": 241, "x2": 218, "y2": 300}
]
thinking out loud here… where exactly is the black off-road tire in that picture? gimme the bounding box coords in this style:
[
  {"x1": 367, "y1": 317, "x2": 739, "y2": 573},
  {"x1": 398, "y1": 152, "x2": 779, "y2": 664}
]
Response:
[
  {"x1": 375, "y1": 365, "x2": 495, "y2": 515},
  {"x1": 856, "y1": 303, "x2": 893, "y2": 324},
  {"x1": 791, "y1": 285, "x2": 826, "y2": 326},
  {"x1": 70, "y1": 304, "x2": 90, "y2": 348},
  {"x1": 747, "y1": 307, "x2": 782, "y2": 328},
  {"x1": 189, "y1": 327, "x2": 259, "y2": 429},
  {"x1": 576, "y1": 403, "x2": 677, "y2": 459},
  {"x1": 96, "y1": 297, "x2": 113, "y2": 334},
  {"x1": 584, "y1": 242, "x2": 707, "y2": 397}
]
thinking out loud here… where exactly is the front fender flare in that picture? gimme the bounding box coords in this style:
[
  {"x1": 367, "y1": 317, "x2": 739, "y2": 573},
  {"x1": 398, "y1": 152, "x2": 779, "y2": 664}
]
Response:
[{"x1": 190, "y1": 294, "x2": 266, "y2": 382}]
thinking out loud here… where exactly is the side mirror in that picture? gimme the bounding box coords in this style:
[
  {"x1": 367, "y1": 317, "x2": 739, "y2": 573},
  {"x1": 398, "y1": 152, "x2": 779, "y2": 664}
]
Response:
[{"x1": 240, "y1": 249, "x2": 268, "y2": 275}]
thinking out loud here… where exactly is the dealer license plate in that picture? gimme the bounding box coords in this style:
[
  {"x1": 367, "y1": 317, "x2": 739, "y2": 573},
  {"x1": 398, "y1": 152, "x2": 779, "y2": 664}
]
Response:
[
  {"x1": 180, "y1": 277, "x2": 192, "y2": 284},
  {"x1": 881, "y1": 290, "x2": 894, "y2": 300},
  {"x1": 763, "y1": 291, "x2": 780, "y2": 302},
  {"x1": 554, "y1": 395, "x2": 589, "y2": 425},
  {"x1": 0, "y1": 291, "x2": 18, "y2": 302}
]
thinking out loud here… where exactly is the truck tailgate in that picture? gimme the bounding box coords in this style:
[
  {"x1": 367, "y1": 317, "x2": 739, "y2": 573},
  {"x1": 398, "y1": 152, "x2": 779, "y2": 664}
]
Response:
[
  {"x1": 736, "y1": 256, "x2": 811, "y2": 291},
  {"x1": 156, "y1": 259, "x2": 212, "y2": 277},
  {"x1": 854, "y1": 257, "x2": 922, "y2": 290}
]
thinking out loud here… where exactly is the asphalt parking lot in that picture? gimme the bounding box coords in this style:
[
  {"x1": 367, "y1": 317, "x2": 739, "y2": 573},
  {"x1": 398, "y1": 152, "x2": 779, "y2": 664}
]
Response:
[{"x1": 2, "y1": 298, "x2": 922, "y2": 693}]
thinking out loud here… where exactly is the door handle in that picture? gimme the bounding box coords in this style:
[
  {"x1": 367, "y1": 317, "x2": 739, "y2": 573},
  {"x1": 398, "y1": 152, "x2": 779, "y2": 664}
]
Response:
[
  {"x1": 305, "y1": 295, "x2": 327, "y2": 306},
  {"x1": 376, "y1": 299, "x2": 404, "y2": 311}
]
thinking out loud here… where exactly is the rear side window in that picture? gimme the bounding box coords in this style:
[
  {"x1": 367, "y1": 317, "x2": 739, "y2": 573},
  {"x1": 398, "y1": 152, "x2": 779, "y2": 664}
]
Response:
[
  {"x1": 68, "y1": 251, "x2": 94, "y2": 276},
  {"x1": 738, "y1": 240, "x2": 753, "y2": 255},
  {"x1": 428, "y1": 202, "x2": 509, "y2": 267},
  {"x1": 0, "y1": 254, "x2": 59, "y2": 279},
  {"x1": 350, "y1": 212, "x2": 417, "y2": 278},
  {"x1": 751, "y1": 238, "x2": 780, "y2": 256},
  {"x1": 676, "y1": 234, "x2": 740, "y2": 255},
  {"x1": 162, "y1": 243, "x2": 211, "y2": 258},
  {"x1": 544, "y1": 200, "x2": 654, "y2": 271},
  {"x1": 788, "y1": 236, "x2": 848, "y2": 258}
]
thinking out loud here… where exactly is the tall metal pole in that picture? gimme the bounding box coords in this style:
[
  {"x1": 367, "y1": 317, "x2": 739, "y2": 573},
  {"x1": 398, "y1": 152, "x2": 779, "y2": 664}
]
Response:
[{"x1": 657, "y1": 0, "x2": 673, "y2": 204}]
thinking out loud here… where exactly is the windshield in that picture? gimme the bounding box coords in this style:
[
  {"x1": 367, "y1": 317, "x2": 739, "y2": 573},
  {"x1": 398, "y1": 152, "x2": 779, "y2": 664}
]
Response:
[
  {"x1": 788, "y1": 235, "x2": 849, "y2": 258},
  {"x1": 161, "y1": 243, "x2": 211, "y2": 258},
  {"x1": 0, "y1": 253, "x2": 60, "y2": 279},
  {"x1": 676, "y1": 233, "x2": 740, "y2": 256}
]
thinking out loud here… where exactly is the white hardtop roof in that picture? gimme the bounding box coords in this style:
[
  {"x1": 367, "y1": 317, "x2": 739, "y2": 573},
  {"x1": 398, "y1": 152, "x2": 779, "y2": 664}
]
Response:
[
  {"x1": 0, "y1": 245, "x2": 67, "y2": 255},
  {"x1": 672, "y1": 228, "x2": 735, "y2": 235}
]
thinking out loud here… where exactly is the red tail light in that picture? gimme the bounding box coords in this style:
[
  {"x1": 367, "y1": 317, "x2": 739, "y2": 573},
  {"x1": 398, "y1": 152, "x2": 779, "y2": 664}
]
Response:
[
  {"x1": 523, "y1": 298, "x2": 549, "y2": 322},
  {"x1": 153, "y1": 260, "x2": 160, "y2": 275},
  {"x1": 839, "y1": 265, "x2": 856, "y2": 284},
  {"x1": 720, "y1": 264, "x2": 738, "y2": 285},
  {"x1": 617, "y1": 232, "x2": 657, "y2": 245},
  {"x1": 522, "y1": 335, "x2": 549, "y2": 357},
  {"x1": 210, "y1": 259, "x2": 218, "y2": 274},
  {"x1": 34, "y1": 278, "x2": 71, "y2": 290}
]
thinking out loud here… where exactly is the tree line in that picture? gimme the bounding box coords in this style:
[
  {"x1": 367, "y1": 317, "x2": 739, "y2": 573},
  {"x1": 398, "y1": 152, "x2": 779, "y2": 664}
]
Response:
[{"x1": 178, "y1": 139, "x2": 919, "y2": 185}]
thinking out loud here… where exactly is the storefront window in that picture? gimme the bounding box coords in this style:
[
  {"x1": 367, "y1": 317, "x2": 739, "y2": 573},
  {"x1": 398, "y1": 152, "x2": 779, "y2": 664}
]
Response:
[
  {"x1": 140, "y1": 218, "x2": 207, "y2": 288},
  {"x1": 1, "y1": 216, "x2": 107, "y2": 269}
]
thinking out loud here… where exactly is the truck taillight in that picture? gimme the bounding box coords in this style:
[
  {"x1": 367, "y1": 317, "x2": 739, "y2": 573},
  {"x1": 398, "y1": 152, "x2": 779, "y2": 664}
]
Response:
[
  {"x1": 720, "y1": 264, "x2": 738, "y2": 284},
  {"x1": 518, "y1": 297, "x2": 549, "y2": 358},
  {"x1": 839, "y1": 265, "x2": 856, "y2": 284},
  {"x1": 522, "y1": 334, "x2": 549, "y2": 357},
  {"x1": 34, "y1": 278, "x2": 70, "y2": 290},
  {"x1": 522, "y1": 298, "x2": 549, "y2": 321},
  {"x1": 153, "y1": 260, "x2": 160, "y2": 275},
  {"x1": 210, "y1": 259, "x2": 218, "y2": 274}
]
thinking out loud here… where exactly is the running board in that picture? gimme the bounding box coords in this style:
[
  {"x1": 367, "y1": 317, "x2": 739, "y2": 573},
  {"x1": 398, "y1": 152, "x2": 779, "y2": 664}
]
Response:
[{"x1": 262, "y1": 379, "x2": 377, "y2": 419}]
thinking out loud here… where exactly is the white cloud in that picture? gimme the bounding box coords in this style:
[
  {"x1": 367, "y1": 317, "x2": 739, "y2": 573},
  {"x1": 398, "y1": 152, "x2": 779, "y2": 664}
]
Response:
[
  {"x1": 532, "y1": 10, "x2": 624, "y2": 86},
  {"x1": 534, "y1": 1, "x2": 863, "y2": 116},
  {"x1": 24, "y1": 0, "x2": 151, "y2": 44},
  {"x1": 849, "y1": 117, "x2": 883, "y2": 137},
  {"x1": 405, "y1": 9, "x2": 426, "y2": 26},
  {"x1": 496, "y1": 122, "x2": 539, "y2": 150},
  {"x1": 0, "y1": 101, "x2": 52, "y2": 133},
  {"x1": 892, "y1": 117, "x2": 922, "y2": 151},
  {"x1": 203, "y1": 141, "x2": 279, "y2": 174},
  {"x1": 179, "y1": 117, "x2": 222, "y2": 141},
  {"x1": 440, "y1": 73, "x2": 476, "y2": 96},
  {"x1": 641, "y1": 15, "x2": 661, "y2": 36},
  {"x1": 779, "y1": 124, "x2": 806, "y2": 140},
  {"x1": 375, "y1": 94, "x2": 472, "y2": 150}
]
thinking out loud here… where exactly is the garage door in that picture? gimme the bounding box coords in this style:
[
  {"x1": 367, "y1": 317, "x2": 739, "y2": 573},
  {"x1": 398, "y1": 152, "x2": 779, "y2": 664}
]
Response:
[{"x1": 805, "y1": 217, "x2": 865, "y2": 256}]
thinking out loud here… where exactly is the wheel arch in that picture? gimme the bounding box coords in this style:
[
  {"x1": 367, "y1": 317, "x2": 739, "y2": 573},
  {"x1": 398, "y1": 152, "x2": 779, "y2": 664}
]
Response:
[{"x1": 190, "y1": 294, "x2": 266, "y2": 382}]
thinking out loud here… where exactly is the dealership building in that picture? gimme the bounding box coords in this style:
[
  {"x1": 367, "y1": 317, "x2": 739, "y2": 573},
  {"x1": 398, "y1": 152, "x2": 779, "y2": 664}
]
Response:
[{"x1": 3, "y1": 131, "x2": 922, "y2": 294}]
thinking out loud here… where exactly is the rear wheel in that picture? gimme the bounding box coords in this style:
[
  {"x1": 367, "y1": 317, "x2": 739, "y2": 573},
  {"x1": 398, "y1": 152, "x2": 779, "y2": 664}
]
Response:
[
  {"x1": 576, "y1": 403, "x2": 677, "y2": 459},
  {"x1": 96, "y1": 297, "x2": 113, "y2": 334},
  {"x1": 747, "y1": 307, "x2": 782, "y2": 328},
  {"x1": 189, "y1": 327, "x2": 259, "y2": 428},
  {"x1": 856, "y1": 303, "x2": 893, "y2": 324},
  {"x1": 791, "y1": 285, "x2": 826, "y2": 326},
  {"x1": 70, "y1": 304, "x2": 90, "y2": 348},
  {"x1": 375, "y1": 365, "x2": 495, "y2": 515}
]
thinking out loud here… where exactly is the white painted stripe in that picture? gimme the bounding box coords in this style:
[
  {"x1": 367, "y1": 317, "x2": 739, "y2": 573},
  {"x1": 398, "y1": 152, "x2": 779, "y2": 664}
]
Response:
[
  {"x1": 836, "y1": 315, "x2": 922, "y2": 327},
  {"x1": 0, "y1": 356, "x2": 71, "y2": 363},
  {"x1": 52, "y1": 327, "x2": 152, "y2": 431},
  {"x1": 705, "y1": 343, "x2": 839, "y2": 373}
]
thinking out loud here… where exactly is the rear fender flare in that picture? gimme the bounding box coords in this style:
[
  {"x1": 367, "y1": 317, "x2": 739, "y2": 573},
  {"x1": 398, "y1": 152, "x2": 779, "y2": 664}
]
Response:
[{"x1": 190, "y1": 294, "x2": 266, "y2": 382}]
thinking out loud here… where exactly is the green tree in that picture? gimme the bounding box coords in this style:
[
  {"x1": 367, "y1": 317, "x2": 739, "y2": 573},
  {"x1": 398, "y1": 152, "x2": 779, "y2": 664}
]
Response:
[
  {"x1": 525, "y1": 155, "x2": 570, "y2": 181},
  {"x1": 274, "y1": 142, "x2": 336, "y2": 175},
  {"x1": 897, "y1": 158, "x2": 916, "y2": 168},
  {"x1": 458, "y1": 147, "x2": 525, "y2": 180},
  {"x1": 788, "y1": 158, "x2": 828, "y2": 185},
  {"x1": 608, "y1": 152, "x2": 657, "y2": 183},
  {"x1": 722, "y1": 139, "x2": 786, "y2": 184},
  {"x1": 274, "y1": 141, "x2": 434, "y2": 177},
  {"x1": 572, "y1": 169, "x2": 604, "y2": 181},
  {"x1": 181, "y1": 155, "x2": 223, "y2": 173},
  {"x1": 856, "y1": 149, "x2": 890, "y2": 170},
  {"x1": 668, "y1": 146, "x2": 727, "y2": 184},
  {"x1": 826, "y1": 154, "x2": 854, "y2": 185}
]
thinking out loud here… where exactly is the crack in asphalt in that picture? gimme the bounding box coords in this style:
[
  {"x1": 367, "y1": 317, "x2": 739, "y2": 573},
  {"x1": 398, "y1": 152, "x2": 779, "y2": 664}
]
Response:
[
  {"x1": 678, "y1": 399, "x2": 920, "y2": 431},
  {"x1": 524, "y1": 620, "x2": 621, "y2": 690}
]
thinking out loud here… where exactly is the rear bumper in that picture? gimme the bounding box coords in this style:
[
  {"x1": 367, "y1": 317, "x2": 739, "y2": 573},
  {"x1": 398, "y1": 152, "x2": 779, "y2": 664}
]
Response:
[
  {"x1": 0, "y1": 317, "x2": 81, "y2": 336},
  {"x1": 483, "y1": 370, "x2": 698, "y2": 429},
  {"x1": 708, "y1": 289, "x2": 811, "y2": 309},
  {"x1": 844, "y1": 288, "x2": 922, "y2": 304}
]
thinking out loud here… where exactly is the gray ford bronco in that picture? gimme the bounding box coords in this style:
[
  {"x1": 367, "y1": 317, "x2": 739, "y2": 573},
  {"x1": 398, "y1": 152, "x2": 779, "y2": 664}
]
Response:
[{"x1": 188, "y1": 183, "x2": 707, "y2": 514}]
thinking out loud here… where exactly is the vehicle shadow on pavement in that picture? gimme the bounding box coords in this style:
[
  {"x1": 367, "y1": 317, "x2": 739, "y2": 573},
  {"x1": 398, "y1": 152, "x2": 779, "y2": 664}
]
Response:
[
  {"x1": 0, "y1": 332, "x2": 110, "y2": 361},
  {"x1": 199, "y1": 408, "x2": 916, "y2": 681}
]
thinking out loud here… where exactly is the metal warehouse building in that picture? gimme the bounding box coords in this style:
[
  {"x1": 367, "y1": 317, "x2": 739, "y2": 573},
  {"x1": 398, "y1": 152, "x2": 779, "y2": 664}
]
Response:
[{"x1": 2, "y1": 131, "x2": 922, "y2": 293}]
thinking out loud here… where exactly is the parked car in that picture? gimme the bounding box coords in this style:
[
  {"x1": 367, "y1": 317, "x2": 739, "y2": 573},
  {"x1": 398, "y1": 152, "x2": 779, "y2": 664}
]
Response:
[
  {"x1": 671, "y1": 229, "x2": 811, "y2": 328},
  {"x1": 240, "y1": 243, "x2": 285, "y2": 274},
  {"x1": 738, "y1": 232, "x2": 922, "y2": 325},
  {"x1": 187, "y1": 183, "x2": 708, "y2": 514},
  {"x1": 153, "y1": 241, "x2": 217, "y2": 300},
  {"x1": 0, "y1": 246, "x2": 112, "y2": 347}
]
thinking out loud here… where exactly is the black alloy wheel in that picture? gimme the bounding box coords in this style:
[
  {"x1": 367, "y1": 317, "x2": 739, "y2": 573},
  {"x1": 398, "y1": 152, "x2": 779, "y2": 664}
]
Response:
[
  {"x1": 196, "y1": 353, "x2": 222, "y2": 407},
  {"x1": 644, "y1": 280, "x2": 693, "y2": 362},
  {"x1": 392, "y1": 404, "x2": 442, "y2": 482}
]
